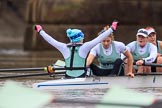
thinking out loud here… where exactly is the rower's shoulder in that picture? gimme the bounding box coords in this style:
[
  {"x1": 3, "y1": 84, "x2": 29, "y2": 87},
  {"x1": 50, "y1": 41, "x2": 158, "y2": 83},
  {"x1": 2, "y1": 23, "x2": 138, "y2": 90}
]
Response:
[
  {"x1": 113, "y1": 41, "x2": 126, "y2": 48},
  {"x1": 113, "y1": 41, "x2": 125, "y2": 45},
  {"x1": 126, "y1": 41, "x2": 136, "y2": 46},
  {"x1": 149, "y1": 42, "x2": 157, "y2": 47}
]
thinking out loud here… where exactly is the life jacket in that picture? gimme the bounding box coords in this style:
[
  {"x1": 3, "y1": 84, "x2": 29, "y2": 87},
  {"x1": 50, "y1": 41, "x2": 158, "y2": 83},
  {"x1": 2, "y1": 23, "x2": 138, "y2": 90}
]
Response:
[{"x1": 65, "y1": 43, "x2": 86, "y2": 77}]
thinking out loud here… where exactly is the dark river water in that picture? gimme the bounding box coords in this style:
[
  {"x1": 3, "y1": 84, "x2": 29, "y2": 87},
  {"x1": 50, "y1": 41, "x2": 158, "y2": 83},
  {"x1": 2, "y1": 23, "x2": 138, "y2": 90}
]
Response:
[{"x1": 0, "y1": 49, "x2": 162, "y2": 108}]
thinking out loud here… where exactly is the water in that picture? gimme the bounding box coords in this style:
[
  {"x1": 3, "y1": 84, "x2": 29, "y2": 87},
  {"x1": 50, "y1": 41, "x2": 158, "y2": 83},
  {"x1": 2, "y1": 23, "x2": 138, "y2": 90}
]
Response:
[{"x1": 0, "y1": 49, "x2": 162, "y2": 108}]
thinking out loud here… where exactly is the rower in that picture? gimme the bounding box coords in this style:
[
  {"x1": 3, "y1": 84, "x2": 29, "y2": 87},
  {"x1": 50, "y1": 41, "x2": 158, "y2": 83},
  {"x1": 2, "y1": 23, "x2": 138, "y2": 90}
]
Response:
[
  {"x1": 146, "y1": 26, "x2": 162, "y2": 72},
  {"x1": 35, "y1": 20, "x2": 118, "y2": 78},
  {"x1": 122, "y1": 28, "x2": 157, "y2": 73},
  {"x1": 86, "y1": 26, "x2": 134, "y2": 78}
]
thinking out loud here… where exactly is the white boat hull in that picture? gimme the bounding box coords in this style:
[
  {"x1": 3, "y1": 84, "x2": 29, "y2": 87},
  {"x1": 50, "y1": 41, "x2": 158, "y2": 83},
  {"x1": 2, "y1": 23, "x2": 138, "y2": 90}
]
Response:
[{"x1": 32, "y1": 75, "x2": 162, "y2": 90}]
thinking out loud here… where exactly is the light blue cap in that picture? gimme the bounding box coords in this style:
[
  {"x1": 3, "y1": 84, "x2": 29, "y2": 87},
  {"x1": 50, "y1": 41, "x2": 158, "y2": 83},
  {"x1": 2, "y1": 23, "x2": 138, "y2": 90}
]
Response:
[{"x1": 66, "y1": 28, "x2": 84, "y2": 42}]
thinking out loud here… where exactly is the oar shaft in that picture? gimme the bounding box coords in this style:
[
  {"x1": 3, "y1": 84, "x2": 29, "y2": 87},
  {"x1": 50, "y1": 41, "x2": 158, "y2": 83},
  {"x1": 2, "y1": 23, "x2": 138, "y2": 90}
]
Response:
[
  {"x1": 0, "y1": 73, "x2": 49, "y2": 79},
  {"x1": 143, "y1": 63, "x2": 162, "y2": 67},
  {"x1": 0, "y1": 71, "x2": 65, "y2": 79},
  {"x1": 132, "y1": 63, "x2": 162, "y2": 67},
  {"x1": 0, "y1": 67, "x2": 85, "y2": 72},
  {"x1": 0, "y1": 67, "x2": 45, "y2": 72},
  {"x1": 135, "y1": 72, "x2": 162, "y2": 76}
]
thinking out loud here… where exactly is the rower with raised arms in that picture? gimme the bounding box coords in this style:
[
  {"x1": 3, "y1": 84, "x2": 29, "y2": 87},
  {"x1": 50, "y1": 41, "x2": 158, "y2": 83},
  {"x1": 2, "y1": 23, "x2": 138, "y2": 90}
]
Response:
[
  {"x1": 35, "y1": 20, "x2": 118, "y2": 78},
  {"x1": 122, "y1": 28, "x2": 157, "y2": 73}
]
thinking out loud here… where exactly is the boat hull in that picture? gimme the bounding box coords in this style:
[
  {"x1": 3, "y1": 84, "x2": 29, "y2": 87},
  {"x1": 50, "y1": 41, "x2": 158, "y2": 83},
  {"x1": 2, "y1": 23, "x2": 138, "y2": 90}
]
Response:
[{"x1": 32, "y1": 75, "x2": 162, "y2": 90}]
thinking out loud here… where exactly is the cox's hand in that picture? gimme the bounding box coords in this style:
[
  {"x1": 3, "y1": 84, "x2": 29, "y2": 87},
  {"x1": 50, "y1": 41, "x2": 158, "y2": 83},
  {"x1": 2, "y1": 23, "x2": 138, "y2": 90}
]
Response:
[
  {"x1": 110, "y1": 20, "x2": 119, "y2": 31},
  {"x1": 35, "y1": 25, "x2": 42, "y2": 32}
]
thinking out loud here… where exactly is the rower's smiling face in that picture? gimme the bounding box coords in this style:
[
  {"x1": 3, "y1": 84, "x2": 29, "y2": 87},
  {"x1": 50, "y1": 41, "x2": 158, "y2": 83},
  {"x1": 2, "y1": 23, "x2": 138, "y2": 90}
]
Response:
[{"x1": 137, "y1": 35, "x2": 148, "y2": 47}]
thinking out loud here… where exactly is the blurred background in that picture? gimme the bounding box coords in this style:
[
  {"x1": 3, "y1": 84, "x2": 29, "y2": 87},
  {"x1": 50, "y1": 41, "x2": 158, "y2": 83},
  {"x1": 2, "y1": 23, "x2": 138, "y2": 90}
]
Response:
[
  {"x1": 0, "y1": 0, "x2": 162, "y2": 68},
  {"x1": 1, "y1": 0, "x2": 162, "y2": 50}
]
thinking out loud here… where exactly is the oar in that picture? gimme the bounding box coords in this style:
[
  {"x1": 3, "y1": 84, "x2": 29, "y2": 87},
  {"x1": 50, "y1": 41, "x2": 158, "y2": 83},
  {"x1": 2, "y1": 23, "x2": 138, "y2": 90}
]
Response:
[
  {"x1": 134, "y1": 63, "x2": 162, "y2": 67},
  {"x1": 135, "y1": 72, "x2": 162, "y2": 76},
  {"x1": 0, "y1": 59, "x2": 66, "y2": 72},
  {"x1": 0, "y1": 67, "x2": 46, "y2": 72},
  {"x1": 0, "y1": 67, "x2": 85, "y2": 72},
  {"x1": 143, "y1": 63, "x2": 162, "y2": 67},
  {"x1": 0, "y1": 81, "x2": 161, "y2": 108},
  {"x1": 0, "y1": 71, "x2": 65, "y2": 79}
]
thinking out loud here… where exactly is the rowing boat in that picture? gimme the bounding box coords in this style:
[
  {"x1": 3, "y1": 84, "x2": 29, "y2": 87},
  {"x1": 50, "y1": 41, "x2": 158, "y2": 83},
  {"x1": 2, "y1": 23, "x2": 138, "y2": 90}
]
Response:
[
  {"x1": 32, "y1": 74, "x2": 162, "y2": 90},
  {"x1": 31, "y1": 60, "x2": 162, "y2": 90}
]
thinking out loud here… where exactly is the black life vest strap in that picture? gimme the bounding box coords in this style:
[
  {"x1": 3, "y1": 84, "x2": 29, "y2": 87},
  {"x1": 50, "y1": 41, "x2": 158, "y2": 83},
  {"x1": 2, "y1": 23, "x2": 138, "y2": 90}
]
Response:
[
  {"x1": 70, "y1": 46, "x2": 75, "y2": 70},
  {"x1": 66, "y1": 43, "x2": 83, "y2": 71}
]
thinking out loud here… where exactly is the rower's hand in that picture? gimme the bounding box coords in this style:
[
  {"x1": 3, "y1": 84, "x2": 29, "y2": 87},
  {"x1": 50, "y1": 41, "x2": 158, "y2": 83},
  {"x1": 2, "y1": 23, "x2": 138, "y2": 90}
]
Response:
[
  {"x1": 35, "y1": 25, "x2": 42, "y2": 33},
  {"x1": 110, "y1": 20, "x2": 119, "y2": 31},
  {"x1": 136, "y1": 60, "x2": 144, "y2": 66},
  {"x1": 126, "y1": 72, "x2": 134, "y2": 78},
  {"x1": 86, "y1": 67, "x2": 91, "y2": 77}
]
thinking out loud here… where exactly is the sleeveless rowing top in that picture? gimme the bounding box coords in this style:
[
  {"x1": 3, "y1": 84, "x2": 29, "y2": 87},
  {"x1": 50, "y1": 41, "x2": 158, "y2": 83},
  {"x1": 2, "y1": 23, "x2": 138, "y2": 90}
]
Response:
[
  {"x1": 132, "y1": 42, "x2": 150, "y2": 61},
  {"x1": 65, "y1": 45, "x2": 86, "y2": 77},
  {"x1": 98, "y1": 42, "x2": 120, "y2": 69}
]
